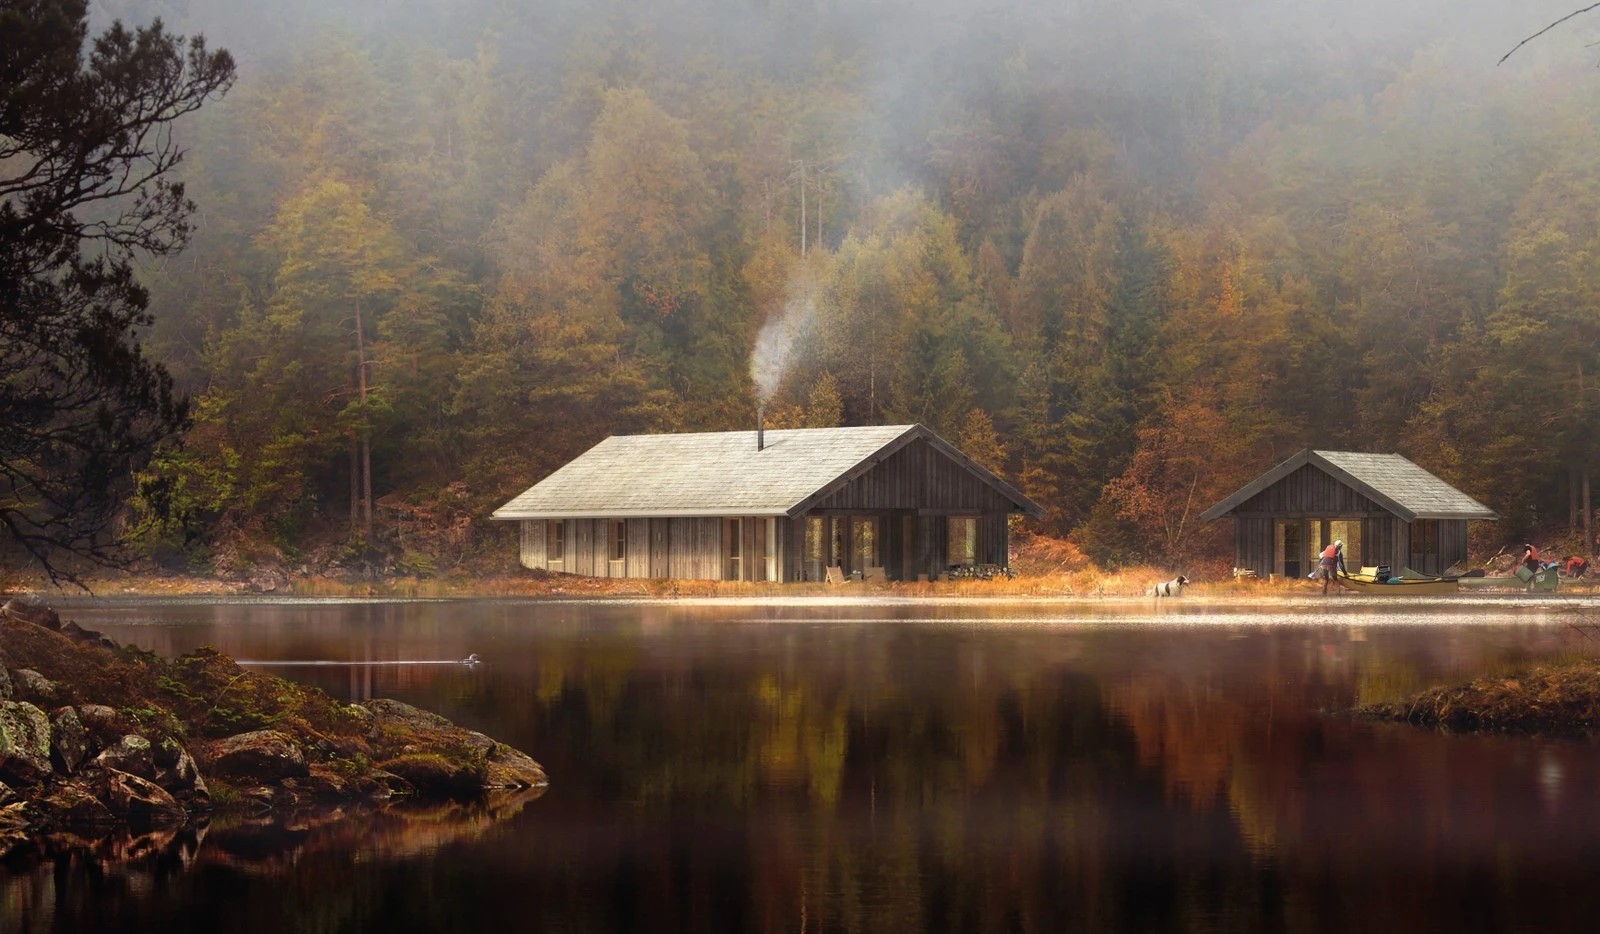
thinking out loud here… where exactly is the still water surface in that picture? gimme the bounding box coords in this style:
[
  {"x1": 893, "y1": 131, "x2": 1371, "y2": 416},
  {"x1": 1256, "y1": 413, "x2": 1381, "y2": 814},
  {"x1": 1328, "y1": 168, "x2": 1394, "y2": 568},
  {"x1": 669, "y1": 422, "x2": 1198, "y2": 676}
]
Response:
[{"x1": 7, "y1": 596, "x2": 1600, "y2": 932}]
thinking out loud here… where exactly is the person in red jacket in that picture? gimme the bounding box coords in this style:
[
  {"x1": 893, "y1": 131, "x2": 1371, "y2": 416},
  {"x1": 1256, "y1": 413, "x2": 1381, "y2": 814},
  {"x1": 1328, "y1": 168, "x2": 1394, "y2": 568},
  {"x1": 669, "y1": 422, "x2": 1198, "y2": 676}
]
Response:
[
  {"x1": 1319, "y1": 540, "x2": 1346, "y2": 595},
  {"x1": 1522, "y1": 543, "x2": 1540, "y2": 574}
]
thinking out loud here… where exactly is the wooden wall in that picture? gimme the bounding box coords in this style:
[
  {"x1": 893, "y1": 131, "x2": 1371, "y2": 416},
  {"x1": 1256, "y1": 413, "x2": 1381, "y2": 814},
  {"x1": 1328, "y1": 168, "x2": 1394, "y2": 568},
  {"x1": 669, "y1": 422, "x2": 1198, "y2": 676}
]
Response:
[
  {"x1": 1233, "y1": 464, "x2": 1386, "y2": 517},
  {"x1": 513, "y1": 437, "x2": 1025, "y2": 582},
  {"x1": 811, "y1": 438, "x2": 1017, "y2": 514},
  {"x1": 519, "y1": 520, "x2": 546, "y2": 569},
  {"x1": 1226, "y1": 467, "x2": 1472, "y2": 577}
]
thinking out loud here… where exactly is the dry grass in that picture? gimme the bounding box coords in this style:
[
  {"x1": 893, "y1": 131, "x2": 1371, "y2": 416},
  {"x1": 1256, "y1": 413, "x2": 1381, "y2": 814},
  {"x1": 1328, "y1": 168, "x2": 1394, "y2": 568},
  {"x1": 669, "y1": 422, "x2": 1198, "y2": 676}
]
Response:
[{"x1": 1360, "y1": 660, "x2": 1600, "y2": 735}]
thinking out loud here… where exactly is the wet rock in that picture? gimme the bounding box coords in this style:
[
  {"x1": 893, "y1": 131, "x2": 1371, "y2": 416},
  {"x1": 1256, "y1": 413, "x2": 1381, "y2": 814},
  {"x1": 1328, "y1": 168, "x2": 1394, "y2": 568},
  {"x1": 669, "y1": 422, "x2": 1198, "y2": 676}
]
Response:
[
  {"x1": 362, "y1": 698, "x2": 454, "y2": 735},
  {"x1": 0, "y1": 701, "x2": 54, "y2": 786},
  {"x1": 10, "y1": 669, "x2": 59, "y2": 706},
  {"x1": 96, "y1": 770, "x2": 186, "y2": 827},
  {"x1": 38, "y1": 779, "x2": 115, "y2": 827},
  {"x1": 94, "y1": 735, "x2": 156, "y2": 781},
  {"x1": 377, "y1": 754, "x2": 486, "y2": 797},
  {"x1": 1, "y1": 598, "x2": 60, "y2": 630},
  {"x1": 0, "y1": 801, "x2": 36, "y2": 832},
  {"x1": 50, "y1": 707, "x2": 89, "y2": 775},
  {"x1": 209, "y1": 730, "x2": 308, "y2": 782}
]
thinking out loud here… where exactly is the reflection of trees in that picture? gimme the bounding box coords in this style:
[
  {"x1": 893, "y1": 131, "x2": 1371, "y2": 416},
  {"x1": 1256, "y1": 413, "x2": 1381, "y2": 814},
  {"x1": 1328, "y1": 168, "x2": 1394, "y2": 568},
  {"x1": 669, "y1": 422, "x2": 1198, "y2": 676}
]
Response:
[{"x1": 67, "y1": 605, "x2": 1600, "y2": 931}]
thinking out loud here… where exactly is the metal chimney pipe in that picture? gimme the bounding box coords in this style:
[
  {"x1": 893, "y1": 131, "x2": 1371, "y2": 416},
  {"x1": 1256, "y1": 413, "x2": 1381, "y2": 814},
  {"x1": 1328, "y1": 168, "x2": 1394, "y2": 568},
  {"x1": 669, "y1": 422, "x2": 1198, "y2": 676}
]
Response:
[{"x1": 757, "y1": 404, "x2": 765, "y2": 451}]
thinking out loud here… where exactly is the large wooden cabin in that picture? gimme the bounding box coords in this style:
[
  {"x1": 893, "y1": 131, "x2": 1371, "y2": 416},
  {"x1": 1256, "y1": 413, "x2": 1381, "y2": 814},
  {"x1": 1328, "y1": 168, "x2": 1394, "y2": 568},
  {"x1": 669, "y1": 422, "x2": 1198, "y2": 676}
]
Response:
[
  {"x1": 492, "y1": 424, "x2": 1043, "y2": 582},
  {"x1": 1201, "y1": 449, "x2": 1498, "y2": 578}
]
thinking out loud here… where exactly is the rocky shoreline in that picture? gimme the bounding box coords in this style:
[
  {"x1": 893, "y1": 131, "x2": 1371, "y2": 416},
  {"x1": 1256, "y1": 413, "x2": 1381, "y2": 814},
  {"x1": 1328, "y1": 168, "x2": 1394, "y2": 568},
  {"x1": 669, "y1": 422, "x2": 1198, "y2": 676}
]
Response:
[
  {"x1": 1358, "y1": 660, "x2": 1600, "y2": 736},
  {"x1": 0, "y1": 599, "x2": 546, "y2": 858}
]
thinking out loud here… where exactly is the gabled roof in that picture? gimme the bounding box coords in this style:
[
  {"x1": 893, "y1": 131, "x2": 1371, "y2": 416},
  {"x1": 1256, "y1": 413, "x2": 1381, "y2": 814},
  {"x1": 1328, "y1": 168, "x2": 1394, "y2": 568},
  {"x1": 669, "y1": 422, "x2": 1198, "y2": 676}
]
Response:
[
  {"x1": 491, "y1": 424, "x2": 1043, "y2": 520},
  {"x1": 1200, "y1": 449, "x2": 1498, "y2": 523}
]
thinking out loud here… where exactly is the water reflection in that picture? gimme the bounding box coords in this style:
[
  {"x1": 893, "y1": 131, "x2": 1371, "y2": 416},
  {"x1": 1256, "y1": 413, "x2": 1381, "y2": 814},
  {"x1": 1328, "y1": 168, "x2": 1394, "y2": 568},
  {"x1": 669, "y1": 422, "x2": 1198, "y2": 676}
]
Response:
[{"x1": 11, "y1": 598, "x2": 1600, "y2": 931}]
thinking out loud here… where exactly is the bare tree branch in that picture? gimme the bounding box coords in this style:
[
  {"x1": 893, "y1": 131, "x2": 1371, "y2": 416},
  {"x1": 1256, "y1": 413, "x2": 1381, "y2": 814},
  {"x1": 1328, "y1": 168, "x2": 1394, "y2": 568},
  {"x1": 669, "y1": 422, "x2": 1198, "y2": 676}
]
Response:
[{"x1": 1501, "y1": 3, "x2": 1600, "y2": 65}]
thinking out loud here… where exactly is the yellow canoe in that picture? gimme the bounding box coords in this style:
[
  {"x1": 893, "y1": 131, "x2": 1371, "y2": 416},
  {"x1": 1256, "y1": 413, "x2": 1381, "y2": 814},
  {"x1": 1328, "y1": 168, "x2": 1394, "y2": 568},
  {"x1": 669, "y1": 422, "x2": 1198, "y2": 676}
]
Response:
[{"x1": 1336, "y1": 570, "x2": 1458, "y2": 596}]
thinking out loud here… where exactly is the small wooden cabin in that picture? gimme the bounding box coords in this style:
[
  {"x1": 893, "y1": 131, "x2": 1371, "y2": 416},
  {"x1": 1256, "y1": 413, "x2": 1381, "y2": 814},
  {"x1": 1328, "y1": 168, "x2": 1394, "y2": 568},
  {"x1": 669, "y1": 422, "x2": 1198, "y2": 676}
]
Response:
[
  {"x1": 491, "y1": 424, "x2": 1043, "y2": 583},
  {"x1": 1201, "y1": 449, "x2": 1498, "y2": 578}
]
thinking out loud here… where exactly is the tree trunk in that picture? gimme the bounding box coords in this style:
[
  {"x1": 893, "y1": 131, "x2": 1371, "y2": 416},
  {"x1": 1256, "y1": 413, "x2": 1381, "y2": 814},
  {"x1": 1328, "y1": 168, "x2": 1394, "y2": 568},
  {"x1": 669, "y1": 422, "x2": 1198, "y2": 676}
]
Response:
[
  {"x1": 1585, "y1": 467, "x2": 1593, "y2": 558},
  {"x1": 356, "y1": 293, "x2": 373, "y2": 543},
  {"x1": 349, "y1": 438, "x2": 359, "y2": 538},
  {"x1": 1571, "y1": 467, "x2": 1580, "y2": 529}
]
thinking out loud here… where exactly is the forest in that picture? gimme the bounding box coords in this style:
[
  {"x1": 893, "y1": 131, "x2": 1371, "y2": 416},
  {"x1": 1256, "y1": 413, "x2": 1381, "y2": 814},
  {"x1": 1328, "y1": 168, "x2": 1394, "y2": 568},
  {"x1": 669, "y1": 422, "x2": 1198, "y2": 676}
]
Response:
[{"x1": 45, "y1": 0, "x2": 1600, "y2": 575}]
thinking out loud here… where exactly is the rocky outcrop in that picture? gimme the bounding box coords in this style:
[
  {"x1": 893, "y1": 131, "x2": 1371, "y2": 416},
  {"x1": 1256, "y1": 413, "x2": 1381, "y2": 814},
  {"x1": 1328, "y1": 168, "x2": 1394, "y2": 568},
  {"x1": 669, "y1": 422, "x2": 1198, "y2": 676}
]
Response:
[
  {"x1": 0, "y1": 599, "x2": 548, "y2": 859},
  {"x1": 207, "y1": 730, "x2": 309, "y2": 783}
]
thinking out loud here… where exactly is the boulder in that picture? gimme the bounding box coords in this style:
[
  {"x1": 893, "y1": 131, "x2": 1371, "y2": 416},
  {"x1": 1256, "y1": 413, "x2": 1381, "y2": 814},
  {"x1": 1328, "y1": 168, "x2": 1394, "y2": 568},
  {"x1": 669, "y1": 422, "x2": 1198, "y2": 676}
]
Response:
[
  {"x1": 0, "y1": 598, "x2": 60, "y2": 630},
  {"x1": 96, "y1": 769, "x2": 187, "y2": 827},
  {"x1": 362, "y1": 698, "x2": 454, "y2": 735},
  {"x1": 59, "y1": 621, "x2": 115, "y2": 649},
  {"x1": 155, "y1": 746, "x2": 209, "y2": 804},
  {"x1": 10, "y1": 669, "x2": 59, "y2": 706},
  {"x1": 37, "y1": 778, "x2": 115, "y2": 826},
  {"x1": 0, "y1": 701, "x2": 53, "y2": 786},
  {"x1": 75, "y1": 705, "x2": 132, "y2": 752},
  {"x1": 94, "y1": 735, "x2": 156, "y2": 781},
  {"x1": 209, "y1": 730, "x2": 308, "y2": 782},
  {"x1": 0, "y1": 666, "x2": 11, "y2": 702},
  {"x1": 50, "y1": 707, "x2": 89, "y2": 775}
]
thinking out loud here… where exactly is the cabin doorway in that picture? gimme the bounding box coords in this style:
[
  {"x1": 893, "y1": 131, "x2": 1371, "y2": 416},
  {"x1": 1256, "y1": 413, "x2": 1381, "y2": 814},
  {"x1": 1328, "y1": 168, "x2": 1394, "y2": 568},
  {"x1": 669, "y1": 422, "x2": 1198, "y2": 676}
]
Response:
[{"x1": 1275, "y1": 520, "x2": 1304, "y2": 580}]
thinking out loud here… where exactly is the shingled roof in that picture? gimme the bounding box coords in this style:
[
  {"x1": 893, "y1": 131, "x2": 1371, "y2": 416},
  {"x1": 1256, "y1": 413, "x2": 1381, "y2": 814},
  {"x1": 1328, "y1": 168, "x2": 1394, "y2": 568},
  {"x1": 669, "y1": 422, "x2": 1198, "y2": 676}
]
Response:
[
  {"x1": 1200, "y1": 449, "x2": 1498, "y2": 523},
  {"x1": 491, "y1": 424, "x2": 1043, "y2": 520}
]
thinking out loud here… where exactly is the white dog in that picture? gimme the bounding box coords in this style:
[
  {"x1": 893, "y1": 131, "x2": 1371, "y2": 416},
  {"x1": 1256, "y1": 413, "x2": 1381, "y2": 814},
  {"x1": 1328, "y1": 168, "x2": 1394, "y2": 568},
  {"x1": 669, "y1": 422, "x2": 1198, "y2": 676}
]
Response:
[{"x1": 1147, "y1": 575, "x2": 1189, "y2": 597}]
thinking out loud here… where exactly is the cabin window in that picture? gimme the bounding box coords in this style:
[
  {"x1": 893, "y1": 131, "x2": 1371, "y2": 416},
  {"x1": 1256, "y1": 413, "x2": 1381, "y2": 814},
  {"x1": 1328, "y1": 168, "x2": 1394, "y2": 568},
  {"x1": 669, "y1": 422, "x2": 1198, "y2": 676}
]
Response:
[
  {"x1": 547, "y1": 520, "x2": 565, "y2": 570},
  {"x1": 804, "y1": 517, "x2": 825, "y2": 581},
  {"x1": 1275, "y1": 520, "x2": 1303, "y2": 580},
  {"x1": 948, "y1": 516, "x2": 979, "y2": 566},
  {"x1": 851, "y1": 516, "x2": 879, "y2": 571},
  {"x1": 724, "y1": 517, "x2": 743, "y2": 581},
  {"x1": 610, "y1": 519, "x2": 627, "y2": 562}
]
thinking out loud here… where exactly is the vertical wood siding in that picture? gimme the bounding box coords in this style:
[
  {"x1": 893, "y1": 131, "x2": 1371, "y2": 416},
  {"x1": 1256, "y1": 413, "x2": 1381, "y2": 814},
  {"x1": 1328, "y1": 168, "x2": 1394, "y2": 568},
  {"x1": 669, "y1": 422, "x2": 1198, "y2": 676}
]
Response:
[
  {"x1": 667, "y1": 517, "x2": 722, "y2": 580},
  {"x1": 811, "y1": 439, "x2": 1016, "y2": 513},
  {"x1": 519, "y1": 520, "x2": 546, "y2": 569},
  {"x1": 1234, "y1": 465, "x2": 1384, "y2": 516},
  {"x1": 650, "y1": 519, "x2": 670, "y2": 579},
  {"x1": 513, "y1": 438, "x2": 1033, "y2": 581},
  {"x1": 574, "y1": 520, "x2": 595, "y2": 576},
  {"x1": 1227, "y1": 466, "x2": 1472, "y2": 577},
  {"x1": 626, "y1": 519, "x2": 649, "y2": 578}
]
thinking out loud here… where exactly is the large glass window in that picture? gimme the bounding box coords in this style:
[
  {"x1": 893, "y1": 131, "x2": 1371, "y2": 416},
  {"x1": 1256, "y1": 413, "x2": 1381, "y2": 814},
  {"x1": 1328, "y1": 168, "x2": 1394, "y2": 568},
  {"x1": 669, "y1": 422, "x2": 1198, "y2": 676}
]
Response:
[
  {"x1": 851, "y1": 516, "x2": 879, "y2": 570},
  {"x1": 948, "y1": 516, "x2": 978, "y2": 566},
  {"x1": 804, "y1": 517, "x2": 825, "y2": 581},
  {"x1": 610, "y1": 519, "x2": 627, "y2": 562},
  {"x1": 724, "y1": 517, "x2": 743, "y2": 580},
  {"x1": 547, "y1": 520, "x2": 565, "y2": 569}
]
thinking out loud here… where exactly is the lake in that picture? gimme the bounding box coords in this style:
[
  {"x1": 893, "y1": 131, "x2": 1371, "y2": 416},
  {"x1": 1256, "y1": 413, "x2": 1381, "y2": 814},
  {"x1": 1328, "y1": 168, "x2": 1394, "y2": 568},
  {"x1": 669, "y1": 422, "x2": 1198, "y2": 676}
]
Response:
[{"x1": 6, "y1": 595, "x2": 1600, "y2": 932}]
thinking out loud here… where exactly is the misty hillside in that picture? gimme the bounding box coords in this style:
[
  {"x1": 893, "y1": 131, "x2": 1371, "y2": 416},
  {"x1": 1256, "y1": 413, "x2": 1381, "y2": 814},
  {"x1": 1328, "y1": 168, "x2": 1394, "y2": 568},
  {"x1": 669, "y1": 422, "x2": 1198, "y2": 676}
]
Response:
[{"x1": 93, "y1": 0, "x2": 1600, "y2": 568}]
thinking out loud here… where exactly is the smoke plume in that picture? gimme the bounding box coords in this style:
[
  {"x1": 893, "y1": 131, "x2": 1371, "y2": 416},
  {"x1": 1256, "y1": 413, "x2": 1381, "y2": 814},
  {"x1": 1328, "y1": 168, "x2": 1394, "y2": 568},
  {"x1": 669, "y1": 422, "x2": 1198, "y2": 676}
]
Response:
[{"x1": 750, "y1": 274, "x2": 820, "y2": 405}]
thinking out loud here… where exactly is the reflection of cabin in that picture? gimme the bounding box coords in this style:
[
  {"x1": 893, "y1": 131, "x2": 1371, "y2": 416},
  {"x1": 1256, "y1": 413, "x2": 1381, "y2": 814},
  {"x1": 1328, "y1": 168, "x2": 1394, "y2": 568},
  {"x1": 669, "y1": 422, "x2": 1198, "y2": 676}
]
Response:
[
  {"x1": 491, "y1": 424, "x2": 1043, "y2": 582},
  {"x1": 1201, "y1": 449, "x2": 1498, "y2": 577}
]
